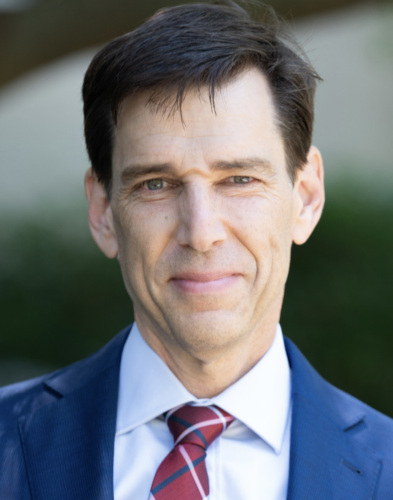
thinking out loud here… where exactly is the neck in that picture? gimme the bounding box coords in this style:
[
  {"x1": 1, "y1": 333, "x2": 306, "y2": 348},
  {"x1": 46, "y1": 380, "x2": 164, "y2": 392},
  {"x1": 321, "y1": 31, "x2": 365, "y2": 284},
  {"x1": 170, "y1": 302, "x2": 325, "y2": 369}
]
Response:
[{"x1": 138, "y1": 318, "x2": 278, "y2": 398}]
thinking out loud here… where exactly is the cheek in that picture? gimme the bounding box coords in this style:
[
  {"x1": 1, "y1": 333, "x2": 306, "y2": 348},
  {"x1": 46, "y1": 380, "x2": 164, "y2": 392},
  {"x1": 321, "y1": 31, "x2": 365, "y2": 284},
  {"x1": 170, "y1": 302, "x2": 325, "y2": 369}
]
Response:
[
  {"x1": 230, "y1": 197, "x2": 293, "y2": 273},
  {"x1": 114, "y1": 206, "x2": 175, "y2": 279},
  {"x1": 228, "y1": 196, "x2": 287, "y2": 245}
]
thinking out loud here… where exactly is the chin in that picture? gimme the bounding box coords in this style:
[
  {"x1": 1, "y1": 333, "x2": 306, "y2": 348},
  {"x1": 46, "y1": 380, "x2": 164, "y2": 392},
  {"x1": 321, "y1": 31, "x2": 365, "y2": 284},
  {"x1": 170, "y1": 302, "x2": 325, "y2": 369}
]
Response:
[{"x1": 168, "y1": 310, "x2": 248, "y2": 355}]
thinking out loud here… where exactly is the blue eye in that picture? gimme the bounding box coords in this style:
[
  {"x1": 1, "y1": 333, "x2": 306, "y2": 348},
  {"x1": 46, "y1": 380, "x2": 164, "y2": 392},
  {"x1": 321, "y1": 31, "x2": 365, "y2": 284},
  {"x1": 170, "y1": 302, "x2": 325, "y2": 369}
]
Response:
[
  {"x1": 233, "y1": 176, "x2": 251, "y2": 184},
  {"x1": 146, "y1": 179, "x2": 164, "y2": 190}
]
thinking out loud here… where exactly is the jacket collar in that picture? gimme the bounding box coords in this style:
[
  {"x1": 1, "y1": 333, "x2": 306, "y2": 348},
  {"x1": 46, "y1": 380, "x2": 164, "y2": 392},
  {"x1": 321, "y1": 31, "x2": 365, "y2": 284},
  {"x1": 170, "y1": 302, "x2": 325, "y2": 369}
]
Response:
[
  {"x1": 284, "y1": 337, "x2": 382, "y2": 499},
  {"x1": 18, "y1": 326, "x2": 130, "y2": 500}
]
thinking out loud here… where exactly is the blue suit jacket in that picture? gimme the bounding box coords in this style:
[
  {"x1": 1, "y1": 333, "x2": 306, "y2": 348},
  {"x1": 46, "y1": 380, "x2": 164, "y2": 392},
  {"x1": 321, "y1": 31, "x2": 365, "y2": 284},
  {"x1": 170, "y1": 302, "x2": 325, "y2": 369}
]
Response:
[{"x1": 1, "y1": 325, "x2": 393, "y2": 499}]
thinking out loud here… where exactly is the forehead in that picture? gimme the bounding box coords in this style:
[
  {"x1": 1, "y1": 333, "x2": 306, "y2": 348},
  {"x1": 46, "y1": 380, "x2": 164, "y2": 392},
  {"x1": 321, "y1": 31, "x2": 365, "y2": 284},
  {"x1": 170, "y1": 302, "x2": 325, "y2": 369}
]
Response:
[{"x1": 113, "y1": 69, "x2": 285, "y2": 170}]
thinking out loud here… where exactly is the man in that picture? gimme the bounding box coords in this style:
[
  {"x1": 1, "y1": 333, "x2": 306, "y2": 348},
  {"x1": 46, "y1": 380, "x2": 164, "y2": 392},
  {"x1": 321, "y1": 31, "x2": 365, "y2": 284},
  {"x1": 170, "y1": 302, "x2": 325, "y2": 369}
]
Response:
[{"x1": 1, "y1": 2, "x2": 392, "y2": 499}]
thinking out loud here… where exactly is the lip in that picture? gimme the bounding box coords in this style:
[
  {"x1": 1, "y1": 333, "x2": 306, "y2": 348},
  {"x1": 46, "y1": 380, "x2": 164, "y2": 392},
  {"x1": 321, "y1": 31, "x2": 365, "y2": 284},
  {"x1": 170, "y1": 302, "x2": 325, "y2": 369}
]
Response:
[{"x1": 170, "y1": 272, "x2": 241, "y2": 294}]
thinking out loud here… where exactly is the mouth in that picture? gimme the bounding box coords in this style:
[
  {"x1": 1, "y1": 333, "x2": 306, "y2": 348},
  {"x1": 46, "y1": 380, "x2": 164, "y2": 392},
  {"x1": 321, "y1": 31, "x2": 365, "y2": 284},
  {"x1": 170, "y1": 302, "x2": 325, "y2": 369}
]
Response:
[{"x1": 170, "y1": 271, "x2": 241, "y2": 294}]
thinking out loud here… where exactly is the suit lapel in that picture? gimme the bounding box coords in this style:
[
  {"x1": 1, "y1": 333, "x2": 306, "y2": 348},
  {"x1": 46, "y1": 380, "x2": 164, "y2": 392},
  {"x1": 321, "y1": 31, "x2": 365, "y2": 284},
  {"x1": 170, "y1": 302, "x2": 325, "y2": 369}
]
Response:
[
  {"x1": 18, "y1": 327, "x2": 130, "y2": 500},
  {"x1": 285, "y1": 338, "x2": 382, "y2": 499}
]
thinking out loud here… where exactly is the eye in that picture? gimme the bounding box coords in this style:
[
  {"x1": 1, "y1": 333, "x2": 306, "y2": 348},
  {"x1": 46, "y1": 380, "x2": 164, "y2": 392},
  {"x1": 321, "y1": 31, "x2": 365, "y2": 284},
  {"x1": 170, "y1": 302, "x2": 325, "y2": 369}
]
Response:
[
  {"x1": 145, "y1": 178, "x2": 165, "y2": 190},
  {"x1": 233, "y1": 176, "x2": 252, "y2": 184}
]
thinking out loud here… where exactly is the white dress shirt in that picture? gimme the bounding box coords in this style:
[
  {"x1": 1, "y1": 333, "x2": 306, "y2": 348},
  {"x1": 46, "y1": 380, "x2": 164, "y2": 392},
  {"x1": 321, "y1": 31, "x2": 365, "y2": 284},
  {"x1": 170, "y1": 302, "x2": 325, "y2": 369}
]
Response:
[{"x1": 114, "y1": 323, "x2": 292, "y2": 500}]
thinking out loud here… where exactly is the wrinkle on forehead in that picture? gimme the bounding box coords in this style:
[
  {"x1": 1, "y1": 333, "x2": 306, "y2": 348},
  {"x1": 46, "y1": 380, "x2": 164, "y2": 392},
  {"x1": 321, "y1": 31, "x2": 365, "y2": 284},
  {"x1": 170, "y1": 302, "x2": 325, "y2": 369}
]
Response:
[
  {"x1": 116, "y1": 68, "x2": 278, "y2": 133},
  {"x1": 113, "y1": 68, "x2": 286, "y2": 182}
]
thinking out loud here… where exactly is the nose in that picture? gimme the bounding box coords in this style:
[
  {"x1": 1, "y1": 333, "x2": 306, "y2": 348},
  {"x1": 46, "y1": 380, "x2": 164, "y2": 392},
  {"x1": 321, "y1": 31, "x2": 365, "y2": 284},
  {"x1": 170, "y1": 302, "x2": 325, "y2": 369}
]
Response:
[{"x1": 176, "y1": 184, "x2": 227, "y2": 252}]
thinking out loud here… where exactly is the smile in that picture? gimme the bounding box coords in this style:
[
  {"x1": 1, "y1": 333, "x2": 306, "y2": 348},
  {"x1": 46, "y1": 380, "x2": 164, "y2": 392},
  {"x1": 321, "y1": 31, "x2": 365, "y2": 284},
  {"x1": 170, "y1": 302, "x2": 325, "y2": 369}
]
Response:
[{"x1": 170, "y1": 272, "x2": 241, "y2": 294}]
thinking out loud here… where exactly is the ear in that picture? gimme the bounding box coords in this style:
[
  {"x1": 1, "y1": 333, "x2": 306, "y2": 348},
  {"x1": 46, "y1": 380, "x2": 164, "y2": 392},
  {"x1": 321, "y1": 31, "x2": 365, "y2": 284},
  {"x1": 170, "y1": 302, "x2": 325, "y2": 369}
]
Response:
[
  {"x1": 292, "y1": 146, "x2": 325, "y2": 245},
  {"x1": 84, "y1": 168, "x2": 118, "y2": 258}
]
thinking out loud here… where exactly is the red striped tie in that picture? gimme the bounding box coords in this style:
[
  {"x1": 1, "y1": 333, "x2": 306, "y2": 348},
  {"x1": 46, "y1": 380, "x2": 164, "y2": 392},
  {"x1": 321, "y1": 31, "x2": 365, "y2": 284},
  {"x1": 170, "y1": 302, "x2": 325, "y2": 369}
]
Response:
[{"x1": 149, "y1": 404, "x2": 234, "y2": 500}]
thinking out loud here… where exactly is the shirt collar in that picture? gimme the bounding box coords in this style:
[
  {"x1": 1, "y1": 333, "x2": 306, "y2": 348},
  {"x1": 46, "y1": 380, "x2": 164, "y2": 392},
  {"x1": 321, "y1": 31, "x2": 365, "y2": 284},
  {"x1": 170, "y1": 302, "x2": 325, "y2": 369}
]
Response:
[
  {"x1": 116, "y1": 323, "x2": 291, "y2": 454},
  {"x1": 211, "y1": 324, "x2": 291, "y2": 454}
]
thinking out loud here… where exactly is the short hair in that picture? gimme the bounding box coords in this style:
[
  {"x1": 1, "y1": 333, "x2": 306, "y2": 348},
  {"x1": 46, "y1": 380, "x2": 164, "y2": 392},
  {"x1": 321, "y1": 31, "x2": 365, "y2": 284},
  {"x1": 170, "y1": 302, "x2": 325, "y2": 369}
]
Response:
[{"x1": 82, "y1": 1, "x2": 321, "y2": 192}]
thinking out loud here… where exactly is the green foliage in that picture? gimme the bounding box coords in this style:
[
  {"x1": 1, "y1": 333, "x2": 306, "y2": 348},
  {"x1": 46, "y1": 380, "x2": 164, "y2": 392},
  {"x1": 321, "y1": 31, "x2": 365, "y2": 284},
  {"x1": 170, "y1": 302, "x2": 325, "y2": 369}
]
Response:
[
  {"x1": 0, "y1": 218, "x2": 132, "y2": 366},
  {"x1": 282, "y1": 191, "x2": 393, "y2": 417},
  {"x1": 1, "y1": 191, "x2": 392, "y2": 416}
]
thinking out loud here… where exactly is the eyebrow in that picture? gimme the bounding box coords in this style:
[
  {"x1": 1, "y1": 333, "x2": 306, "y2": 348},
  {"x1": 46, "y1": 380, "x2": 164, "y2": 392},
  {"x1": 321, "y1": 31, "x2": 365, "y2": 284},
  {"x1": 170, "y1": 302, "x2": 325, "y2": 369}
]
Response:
[
  {"x1": 121, "y1": 164, "x2": 173, "y2": 185},
  {"x1": 120, "y1": 157, "x2": 274, "y2": 185},
  {"x1": 211, "y1": 158, "x2": 274, "y2": 173}
]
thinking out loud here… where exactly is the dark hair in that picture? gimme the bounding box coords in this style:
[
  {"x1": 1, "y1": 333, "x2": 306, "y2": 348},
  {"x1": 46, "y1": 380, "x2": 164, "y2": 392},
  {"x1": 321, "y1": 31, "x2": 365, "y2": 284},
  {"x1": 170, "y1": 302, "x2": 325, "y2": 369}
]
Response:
[{"x1": 82, "y1": 1, "x2": 321, "y2": 192}]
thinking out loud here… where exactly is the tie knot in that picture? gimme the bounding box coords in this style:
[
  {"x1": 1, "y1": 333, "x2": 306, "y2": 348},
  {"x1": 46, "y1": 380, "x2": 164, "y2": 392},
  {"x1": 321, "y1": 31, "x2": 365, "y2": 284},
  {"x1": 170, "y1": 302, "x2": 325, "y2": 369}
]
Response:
[{"x1": 166, "y1": 404, "x2": 234, "y2": 450}]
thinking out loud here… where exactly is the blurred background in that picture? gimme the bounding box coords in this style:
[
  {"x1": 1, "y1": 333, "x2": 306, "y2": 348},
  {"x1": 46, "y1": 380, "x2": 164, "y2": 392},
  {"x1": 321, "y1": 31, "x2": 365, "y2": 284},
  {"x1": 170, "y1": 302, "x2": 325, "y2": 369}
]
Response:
[{"x1": 0, "y1": 0, "x2": 392, "y2": 415}]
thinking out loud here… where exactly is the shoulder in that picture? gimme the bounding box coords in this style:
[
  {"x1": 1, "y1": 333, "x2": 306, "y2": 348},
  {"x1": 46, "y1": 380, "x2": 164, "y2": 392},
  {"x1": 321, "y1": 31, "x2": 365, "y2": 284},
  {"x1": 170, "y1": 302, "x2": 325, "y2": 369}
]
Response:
[
  {"x1": 284, "y1": 337, "x2": 393, "y2": 455},
  {"x1": 315, "y1": 370, "x2": 393, "y2": 456},
  {"x1": 0, "y1": 374, "x2": 50, "y2": 431},
  {"x1": 0, "y1": 324, "x2": 131, "y2": 427},
  {"x1": 0, "y1": 326, "x2": 130, "y2": 497}
]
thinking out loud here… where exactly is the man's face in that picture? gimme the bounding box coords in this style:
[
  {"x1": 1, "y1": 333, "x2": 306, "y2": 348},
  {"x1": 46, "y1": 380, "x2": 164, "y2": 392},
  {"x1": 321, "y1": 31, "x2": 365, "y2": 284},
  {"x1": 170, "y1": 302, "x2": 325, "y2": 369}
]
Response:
[{"x1": 90, "y1": 69, "x2": 322, "y2": 364}]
